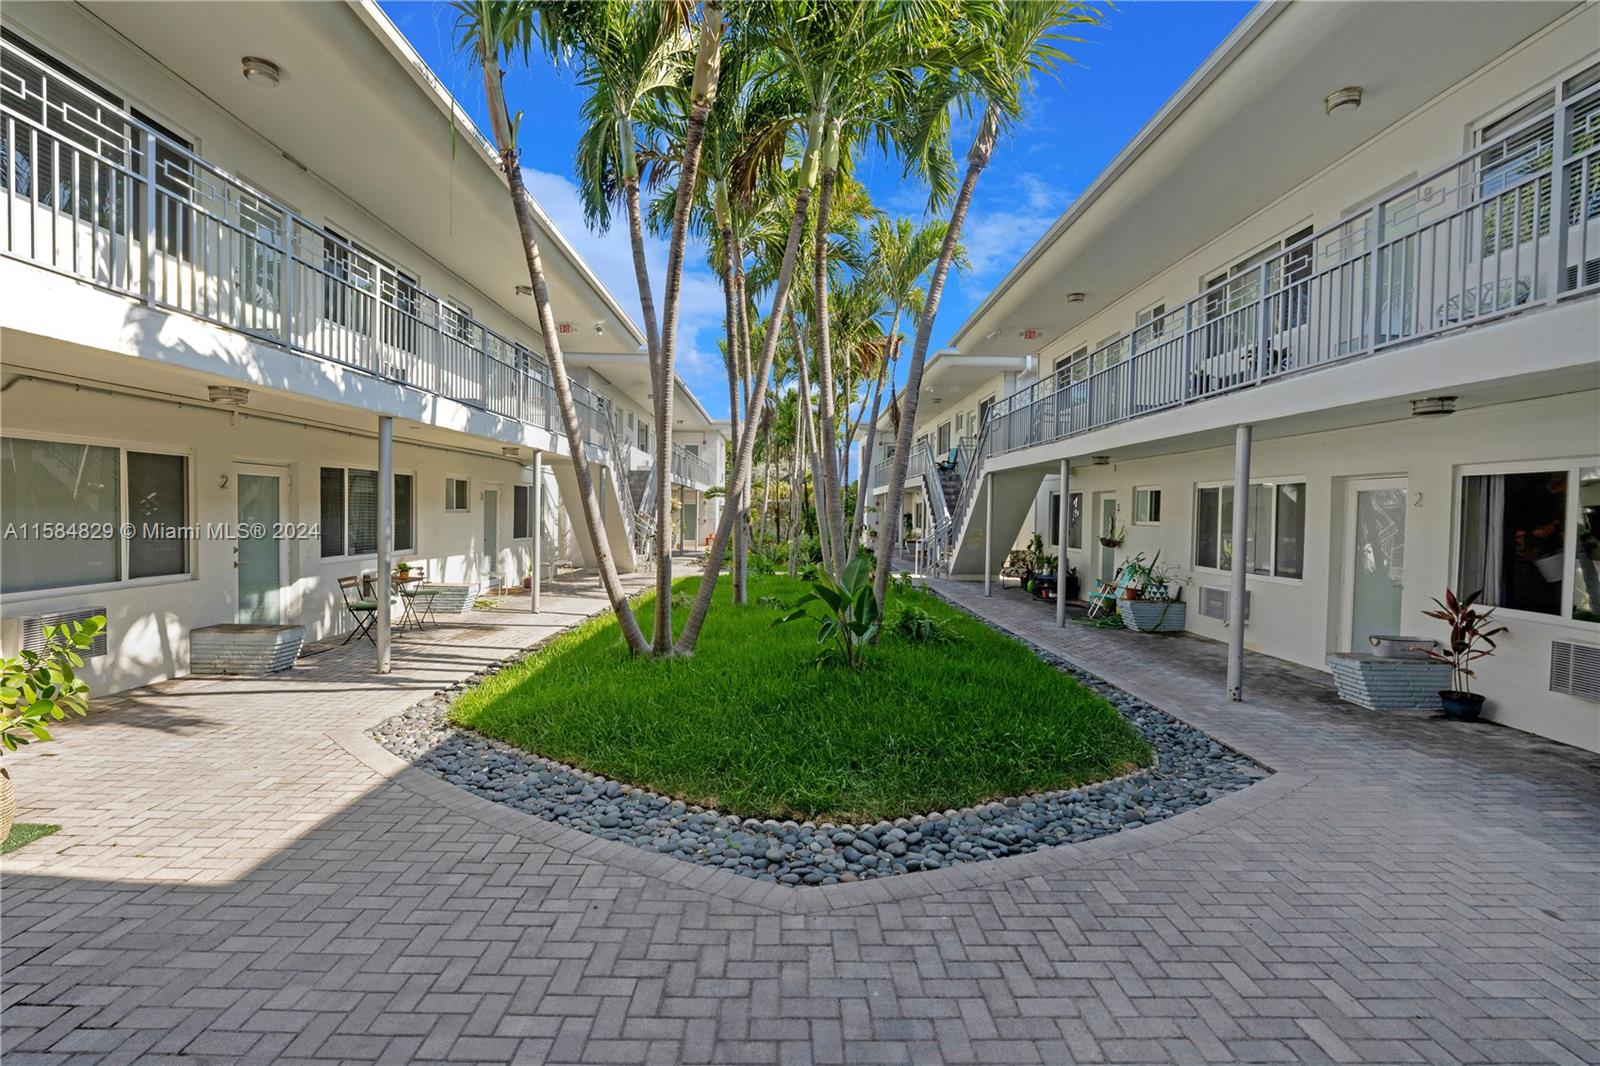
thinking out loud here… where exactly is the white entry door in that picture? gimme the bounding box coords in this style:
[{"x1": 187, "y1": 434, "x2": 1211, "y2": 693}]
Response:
[
  {"x1": 1343, "y1": 478, "x2": 1408, "y2": 651},
  {"x1": 1096, "y1": 493, "x2": 1118, "y2": 583},
  {"x1": 483, "y1": 485, "x2": 500, "y2": 580},
  {"x1": 236, "y1": 465, "x2": 289, "y2": 624}
]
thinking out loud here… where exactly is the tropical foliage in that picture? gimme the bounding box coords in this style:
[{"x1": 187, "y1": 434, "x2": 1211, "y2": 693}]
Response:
[
  {"x1": 1423, "y1": 588, "x2": 1508, "y2": 695},
  {"x1": 455, "y1": 0, "x2": 1103, "y2": 657},
  {"x1": 1, "y1": 616, "x2": 104, "y2": 751}
]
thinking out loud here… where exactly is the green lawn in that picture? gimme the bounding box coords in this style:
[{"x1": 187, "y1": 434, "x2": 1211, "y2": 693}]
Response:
[
  {"x1": 1, "y1": 823, "x2": 61, "y2": 854},
  {"x1": 451, "y1": 575, "x2": 1152, "y2": 822}
]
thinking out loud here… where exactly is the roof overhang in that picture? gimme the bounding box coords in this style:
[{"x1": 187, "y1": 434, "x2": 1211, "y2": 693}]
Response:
[
  {"x1": 70, "y1": 0, "x2": 646, "y2": 352},
  {"x1": 949, "y1": 0, "x2": 1584, "y2": 357}
]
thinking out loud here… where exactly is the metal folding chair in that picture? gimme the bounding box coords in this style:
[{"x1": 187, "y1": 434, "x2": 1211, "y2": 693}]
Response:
[{"x1": 338, "y1": 576, "x2": 379, "y2": 644}]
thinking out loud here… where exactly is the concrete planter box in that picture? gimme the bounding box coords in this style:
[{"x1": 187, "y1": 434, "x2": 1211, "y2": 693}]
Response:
[
  {"x1": 1119, "y1": 599, "x2": 1186, "y2": 633},
  {"x1": 1327, "y1": 653, "x2": 1451, "y2": 710},
  {"x1": 419, "y1": 583, "x2": 477, "y2": 614},
  {"x1": 190, "y1": 624, "x2": 304, "y2": 676}
]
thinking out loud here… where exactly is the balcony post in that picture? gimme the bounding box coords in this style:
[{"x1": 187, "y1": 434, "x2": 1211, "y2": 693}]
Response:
[
  {"x1": 983, "y1": 471, "x2": 993, "y2": 597},
  {"x1": 139, "y1": 131, "x2": 157, "y2": 304},
  {"x1": 376, "y1": 414, "x2": 394, "y2": 674},
  {"x1": 1125, "y1": 333, "x2": 1137, "y2": 420},
  {"x1": 1056, "y1": 458, "x2": 1069, "y2": 628},
  {"x1": 1366, "y1": 202, "x2": 1385, "y2": 351},
  {"x1": 1553, "y1": 97, "x2": 1572, "y2": 297},
  {"x1": 279, "y1": 219, "x2": 294, "y2": 351},
  {"x1": 531, "y1": 449, "x2": 542, "y2": 614},
  {"x1": 1180, "y1": 302, "x2": 1193, "y2": 400},
  {"x1": 1225, "y1": 423, "x2": 1251, "y2": 701},
  {"x1": 1255, "y1": 259, "x2": 1272, "y2": 383}
]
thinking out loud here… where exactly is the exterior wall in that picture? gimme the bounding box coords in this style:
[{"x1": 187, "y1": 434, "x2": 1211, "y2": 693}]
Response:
[
  {"x1": 1004, "y1": 390, "x2": 1599, "y2": 752},
  {"x1": 2, "y1": 5, "x2": 556, "y2": 374},
  {"x1": 0, "y1": 344, "x2": 552, "y2": 695},
  {"x1": 908, "y1": 18, "x2": 1597, "y2": 443}
]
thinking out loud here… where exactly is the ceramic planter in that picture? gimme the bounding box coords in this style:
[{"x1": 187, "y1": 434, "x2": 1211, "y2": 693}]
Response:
[
  {"x1": 1119, "y1": 599, "x2": 1186, "y2": 633},
  {"x1": 1439, "y1": 690, "x2": 1486, "y2": 720}
]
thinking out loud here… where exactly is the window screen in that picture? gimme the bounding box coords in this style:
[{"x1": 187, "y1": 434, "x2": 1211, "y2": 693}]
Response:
[{"x1": 128, "y1": 451, "x2": 188, "y2": 578}]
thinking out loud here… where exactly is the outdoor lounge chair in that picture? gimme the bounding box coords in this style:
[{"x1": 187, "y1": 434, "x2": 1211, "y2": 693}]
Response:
[
  {"x1": 338, "y1": 576, "x2": 379, "y2": 644},
  {"x1": 1085, "y1": 562, "x2": 1139, "y2": 621},
  {"x1": 936, "y1": 447, "x2": 960, "y2": 471}
]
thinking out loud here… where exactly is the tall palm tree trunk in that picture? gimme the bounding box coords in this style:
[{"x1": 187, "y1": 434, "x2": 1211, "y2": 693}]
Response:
[
  {"x1": 849, "y1": 312, "x2": 899, "y2": 559},
  {"x1": 719, "y1": 219, "x2": 745, "y2": 604},
  {"x1": 473, "y1": 41, "x2": 647, "y2": 654},
  {"x1": 652, "y1": 3, "x2": 723, "y2": 652},
  {"x1": 873, "y1": 115, "x2": 995, "y2": 610},
  {"x1": 675, "y1": 183, "x2": 813, "y2": 653},
  {"x1": 810, "y1": 149, "x2": 847, "y2": 576},
  {"x1": 732, "y1": 234, "x2": 754, "y2": 600},
  {"x1": 789, "y1": 308, "x2": 831, "y2": 570},
  {"x1": 787, "y1": 429, "x2": 802, "y2": 577}
]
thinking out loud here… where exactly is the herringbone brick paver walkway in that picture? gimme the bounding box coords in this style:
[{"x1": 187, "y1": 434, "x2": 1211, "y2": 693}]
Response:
[{"x1": 2, "y1": 574, "x2": 1596, "y2": 1065}]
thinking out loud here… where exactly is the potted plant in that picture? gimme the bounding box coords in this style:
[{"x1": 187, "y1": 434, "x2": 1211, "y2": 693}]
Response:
[
  {"x1": 395, "y1": 560, "x2": 412, "y2": 578},
  {"x1": 1098, "y1": 517, "x2": 1125, "y2": 549},
  {"x1": 1, "y1": 615, "x2": 105, "y2": 841},
  {"x1": 1422, "y1": 588, "x2": 1506, "y2": 720}
]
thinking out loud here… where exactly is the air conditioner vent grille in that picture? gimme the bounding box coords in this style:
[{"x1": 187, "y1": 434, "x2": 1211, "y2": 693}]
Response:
[
  {"x1": 1198, "y1": 587, "x2": 1250, "y2": 623},
  {"x1": 20, "y1": 607, "x2": 108, "y2": 658},
  {"x1": 1549, "y1": 640, "x2": 1600, "y2": 703}
]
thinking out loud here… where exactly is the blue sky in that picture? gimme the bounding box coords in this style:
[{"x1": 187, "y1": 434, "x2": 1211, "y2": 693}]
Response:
[{"x1": 380, "y1": 1, "x2": 1252, "y2": 420}]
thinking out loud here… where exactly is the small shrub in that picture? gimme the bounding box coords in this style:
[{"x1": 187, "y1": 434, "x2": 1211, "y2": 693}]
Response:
[
  {"x1": 671, "y1": 589, "x2": 691, "y2": 610},
  {"x1": 2, "y1": 615, "x2": 105, "y2": 751},
  {"x1": 774, "y1": 556, "x2": 882, "y2": 671},
  {"x1": 756, "y1": 595, "x2": 786, "y2": 609},
  {"x1": 892, "y1": 605, "x2": 960, "y2": 644}
]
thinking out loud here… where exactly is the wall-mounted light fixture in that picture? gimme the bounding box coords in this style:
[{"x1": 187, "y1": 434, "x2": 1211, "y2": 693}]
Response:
[
  {"x1": 1091, "y1": 455, "x2": 1111, "y2": 466},
  {"x1": 1065, "y1": 291, "x2": 1086, "y2": 304},
  {"x1": 1411, "y1": 395, "x2": 1457, "y2": 417},
  {"x1": 241, "y1": 57, "x2": 282, "y2": 88},
  {"x1": 208, "y1": 385, "x2": 249, "y2": 406},
  {"x1": 1324, "y1": 86, "x2": 1363, "y2": 115}
]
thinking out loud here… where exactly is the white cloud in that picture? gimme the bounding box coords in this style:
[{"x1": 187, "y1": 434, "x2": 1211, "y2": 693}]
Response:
[
  {"x1": 958, "y1": 172, "x2": 1074, "y2": 282},
  {"x1": 521, "y1": 168, "x2": 732, "y2": 414}
]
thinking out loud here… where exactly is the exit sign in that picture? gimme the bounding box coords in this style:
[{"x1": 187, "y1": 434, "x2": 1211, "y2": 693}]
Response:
[
  {"x1": 557, "y1": 322, "x2": 575, "y2": 335},
  {"x1": 1020, "y1": 328, "x2": 1042, "y2": 341}
]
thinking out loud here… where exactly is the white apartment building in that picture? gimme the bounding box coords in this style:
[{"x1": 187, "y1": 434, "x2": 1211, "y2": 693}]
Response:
[
  {"x1": 865, "y1": 1, "x2": 1600, "y2": 751},
  {"x1": 0, "y1": 2, "x2": 725, "y2": 693}
]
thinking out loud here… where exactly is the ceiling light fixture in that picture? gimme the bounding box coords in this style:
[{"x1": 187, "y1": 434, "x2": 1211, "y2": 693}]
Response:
[
  {"x1": 241, "y1": 57, "x2": 282, "y2": 88},
  {"x1": 984, "y1": 327, "x2": 1004, "y2": 341},
  {"x1": 207, "y1": 385, "x2": 249, "y2": 406},
  {"x1": 1091, "y1": 455, "x2": 1111, "y2": 466},
  {"x1": 515, "y1": 285, "x2": 533, "y2": 296},
  {"x1": 1324, "y1": 86, "x2": 1363, "y2": 115},
  {"x1": 1410, "y1": 395, "x2": 1457, "y2": 417},
  {"x1": 1065, "y1": 292, "x2": 1086, "y2": 304},
  {"x1": 501, "y1": 446, "x2": 522, "y2": 457}
]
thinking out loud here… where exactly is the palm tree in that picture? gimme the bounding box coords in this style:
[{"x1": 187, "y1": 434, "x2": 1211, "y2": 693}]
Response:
[
  {"x1": 453, "y1": 0, "x2": 648, "y2": 653},
  {"x1": 847, "y1": 215, "x2": 965, "y2": 557},
  {"x1": 872, "y1": 1, "x2": 1102, "y2": 609}
]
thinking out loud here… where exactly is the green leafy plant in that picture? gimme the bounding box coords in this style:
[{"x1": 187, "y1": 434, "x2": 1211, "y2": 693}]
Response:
[
  {"x1": 1, "y1": 615, "x2": 105, "y2": 751},
  {"x1": 774, "y1": 555, "x2": 882, "y2": 671},
  {"x1": 473, "y1": 597, "x2": 499, "y2": 610},
  {"x1": 1423, "y1": 588, "x2": 1508, "y2": 695},
  {"x1": 756, "y1": 595, "x2": 786, "y2": 609},
  {"x1": 892, "y1": 605, "x2": 960, "y2": 644},
  {"x1": 888, "y1": 571, "x2": 916, "y2": 595}
]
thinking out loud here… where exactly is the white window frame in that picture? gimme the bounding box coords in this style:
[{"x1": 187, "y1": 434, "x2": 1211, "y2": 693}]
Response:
[
  {"x1": 320, "y1": 466, "x2": 415, "y2": 559},
  {"x1": 1452, "y1": 457, "x2": 1600, "y2": 631},
  {"x1": 1133, "y1": 486, "x2": 1163, "y2": 526},
  {"x1": 1192, "y1": 476, "x2": 1307, "y2": 584},
  {"x1": 0, "y1": 430, "x2": 195, "y2": 601},
  {"x1": 1135, "y1": 301, "x2": 1167, "y2": 337},
  {"x1": 444, "y1": 476, "x2": 471, "y2": 513}
]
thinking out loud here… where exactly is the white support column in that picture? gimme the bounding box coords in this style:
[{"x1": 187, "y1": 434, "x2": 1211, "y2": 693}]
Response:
[
  {"x1": 1056, "y1": 458, "x2": 1070, "y2": 627},
  {"x1": 531, "y1": 449, "x2": 542, "y2": 613},
  {"x1": 1226, "y1": 424, "x2": 1252, "y2": 700},
  {"x1": 983, "y1": 472, "x2": 994, "y2": 597},
  {"x1": 376, "y1": 414, "x2": 394, "y2": 674}
]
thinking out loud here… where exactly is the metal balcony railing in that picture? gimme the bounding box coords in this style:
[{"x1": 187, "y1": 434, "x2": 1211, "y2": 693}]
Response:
[
  {"x1": 933, "y1": 70, "x2": 1600, "y2": 559},
  {"x1": 0, "y1": 37, "x2": 627, "y2": 462},
  {"x1": 670, "y1": 443, "x2": 713, "y2": 487}
]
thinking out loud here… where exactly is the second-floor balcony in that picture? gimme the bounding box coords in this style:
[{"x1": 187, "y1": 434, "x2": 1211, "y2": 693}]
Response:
[
  {"x1": 0, "y1": 36, "x2": 624, "y2": 455},
  {"x1": 975, "y1": 67, "x2": 1600, "y2": 464}
]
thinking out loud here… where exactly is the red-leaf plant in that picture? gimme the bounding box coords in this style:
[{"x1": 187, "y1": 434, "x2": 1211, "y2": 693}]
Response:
[{"x1": 1422, "y1": 588, "x2": 1509, "y2": 696}]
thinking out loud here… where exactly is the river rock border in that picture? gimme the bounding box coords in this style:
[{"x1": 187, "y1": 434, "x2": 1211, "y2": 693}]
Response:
[{"x1": 368, "y1": 604, "x2": 1268, "y2": 887}]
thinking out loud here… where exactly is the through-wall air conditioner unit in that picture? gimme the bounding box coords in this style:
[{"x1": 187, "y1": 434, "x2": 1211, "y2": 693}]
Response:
[
  {"x1": 1197, "y1": 586, "x2": 1249, "y2": 624},
  {"x1": 20, "y1": 607, "x2": 108, "y2": 658},
  {"x1": 1549, "y1": 640, "x2": 1600, "y2": 703}
]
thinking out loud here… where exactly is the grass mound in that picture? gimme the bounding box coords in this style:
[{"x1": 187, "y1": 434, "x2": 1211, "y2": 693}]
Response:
[{"x1": 451, "y1": 575, "x2": 1151, "y2": 822}]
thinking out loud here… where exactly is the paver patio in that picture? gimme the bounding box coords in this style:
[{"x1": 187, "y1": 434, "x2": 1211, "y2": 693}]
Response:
[{"x1": 2, "y1": 573, "x2": 1597, "y2": 1065}]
